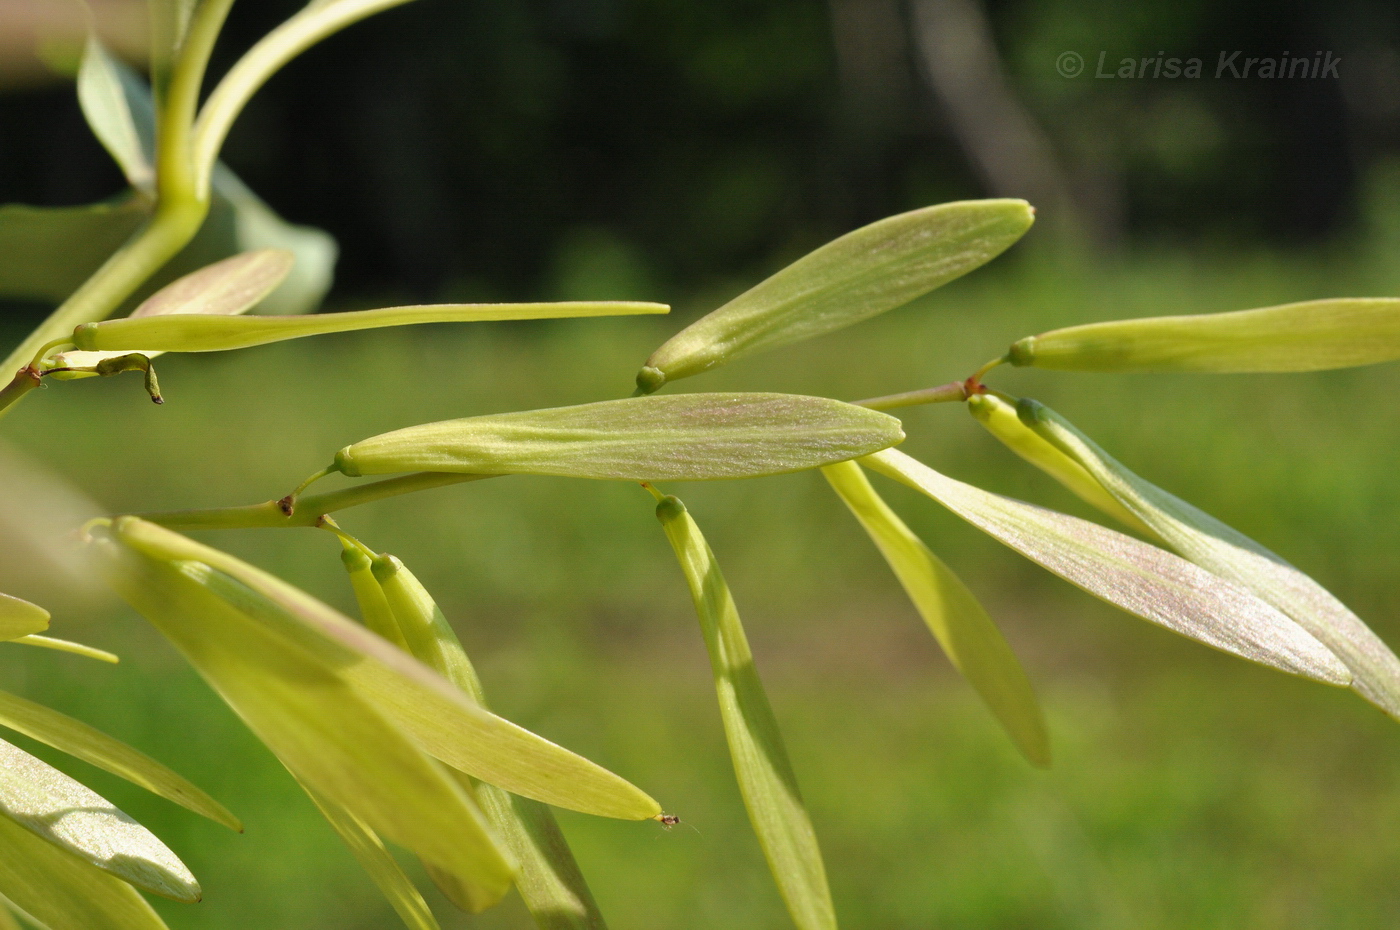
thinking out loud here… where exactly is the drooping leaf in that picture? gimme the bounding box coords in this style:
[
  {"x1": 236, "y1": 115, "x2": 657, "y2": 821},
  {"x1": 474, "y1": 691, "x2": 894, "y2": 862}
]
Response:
[
  {"x1": 0, "y1": 199, "x2": 147, "y2": 305},
  {"x1": 77, "y1": 35, "x2": 156, "y2": 192},
  {"x1": 0, "y1": 688, "x2": 239, "y2": 832},
  {"x1": 822, "y1": 461, "x2": 1049, "y2": 766},
  {"x1": 636, "y1": 199, "x2": 1034, "y2": 392},
  {"x1": 862, "y1": 449, "x2": 1350, "y2": 685},
  {"x1": 91, "y1": 534, "x2": 518, "y2": 906},
  {"x1": 0, "y1": 595, "x2": 49, "y2": 642},
  {"x1": 1007, "y1": 298, "x2": 1400, "y2": 373},
  {"x1": 73, "y1": 300, "x2": 669, "y2": 353},
  {"x1": 369, "y1": 555, "x2": 608, "y2": 926},
  {"x1": 967, "y1": 392, "x2": 1157, "y2": 537},
  {"x1": 0, "y1": 812, "x2": 170, "y2": 930},
  {"x1": 298, "y1": 781, "x2": 441, "y2": 930},
  {"x1": 654, "y1": 495, "x2": 836, "y2": 930},
  {"x1": 108, "y1": 517, "x2": 660, "y2": 820},
  {"x1": 0, "y1": 736, "x2": 199, "y2": 901},
  {"x1": 8, "y1": 635, "x2": 118, "y2": 664},
  {"x1": 332, "y1": 393, "x2": 904, "y2": 482},
  {"x1": 1020, "y1": 399, "x2": 1400, "y2": 719}
]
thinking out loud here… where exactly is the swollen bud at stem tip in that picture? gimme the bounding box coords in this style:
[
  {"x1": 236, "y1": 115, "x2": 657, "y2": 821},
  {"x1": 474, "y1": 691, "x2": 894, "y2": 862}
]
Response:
[
  {"x1": 655, "y1": 495, "x2": 686, "y2": 522},
  {"x1": 635, "y1": 366, "x2": 666, "y2": 395}
]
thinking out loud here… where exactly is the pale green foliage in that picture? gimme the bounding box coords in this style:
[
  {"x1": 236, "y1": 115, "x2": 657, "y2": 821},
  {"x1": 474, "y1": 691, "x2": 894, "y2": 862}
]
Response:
[
  {"x1": 822, "y1": 460, "x2": 1050, "y2": 767},
  {"x1": 1022, "y1": 399, "x2": 1400, "y2": 719},
  {"x1": 0, "y1": 594, "x2": 49, "y2": 641},
  {"x1": 655, "y1": 495, "x2": 837, "y2": 930},
  {"x1": 863, "y1": 449, "x2": 1352, "y2": 685},
  {"x1": 1009, "y1": 297, "x2": 1400, "y2": 373},
  {"x1": 637, "y1": 199, "x2": 1034, "y2": 391},
  {"x1": 332, "y1": 393, "x2": 904, "y2": 481},
  {"x1": 0, "y1": 738, "x2": 198, "y2": 901}
]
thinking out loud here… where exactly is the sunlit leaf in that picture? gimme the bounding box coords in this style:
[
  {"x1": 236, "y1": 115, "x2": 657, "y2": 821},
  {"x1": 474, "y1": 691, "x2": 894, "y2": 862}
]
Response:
[
  {"x1": 1020, "y1": 399, "x2": 1400, "y2": 719},
  {"x1": 862, "y1": 449, "x2": 1350, "y2": 685},
  {"x1": 73, "y1": 301, "x2": 668, "y2": 353},
  {"x1": 0, "y1": 812, "x2": 170, "y2": 930},
  {"x1": 0, "y1": 688, "x2": 239, "y2": 832},
  {"x1": 299, "y1": 781, "x2": 441, "y2": 930},
  {"x1": 637, "y1": 199, "x2": 1034, "y2": 392},
  {"x1": 822, "y1": 460, "x2": 1049, "y2": 766},
  {"x1": 332, "y1": 393, "x2": 904, "y2": 482},
  {"x1": 78, "y1": 35, "x2": 156, "y2": 192},
  {"x1": 369, "y1": 555, "x2": 608, "y2": 925},
  {"x1": 132, "y1": 249, "x2": 295, "y2": 319},
  {"x1": 0, "y1": 736, "x2": 199, "y2": 901},
  {"x1": 1007, "y1": 298, "x2": 1400, "y2": 373},
  {"x1": 108, "y1": 518, "x2": 660, "y2": 820},
  {"x1": 91, "y1": 533, "x2": 518, "y2": 905},
  {"x1": 9, "y1": 635, "x2": 119, "y2": 664},
  {"x1": 654, "y1": 495, "x2": 836, "y2": 930},
  {"x1": 967, "y1": 392, "x2": 1157, "y2": 537},
  {"x1": 0, "y1": 595, "x2": 49, "y2": 642}
]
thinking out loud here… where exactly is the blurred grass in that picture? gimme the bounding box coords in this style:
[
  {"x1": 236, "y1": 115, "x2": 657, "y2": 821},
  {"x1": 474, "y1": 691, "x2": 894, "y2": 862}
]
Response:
[{"x1": 4, "y1": 236, "x2": 1400, "y2": 927}]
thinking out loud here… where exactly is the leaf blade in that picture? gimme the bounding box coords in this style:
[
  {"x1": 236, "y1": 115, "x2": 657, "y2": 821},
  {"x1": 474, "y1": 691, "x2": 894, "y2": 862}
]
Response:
[
  {"x1": 655, "y1": 496, "x2": 836, "y2": 930},
  {"x1": 0, "y1": 812, "x2": 170, "y2": 930},
  {"x1": 334, "y1": 393, "x2": 904, "y2": 482},
  {"x1": 110, "y1": 518, "x2": 660, "y2": 821},
  {"x1": 638, "y1": 199, "x2": 1034, "y2": 390},
  {"x1": 0, "y1": 595, "x2": 49, "y2": 642},
  {"x1": 1021, "y1": 399, "x2": 1400, "y2": 718},
  {"x1": 0, "y1": 736, "x2": 199, "y2": 902},
  {"x1": 1008, "y1": 298, "x2": 1400, "y2": 373},
  {"x1": 862, "y1": 449, "x2": 1350, "y2": 685},
  {"x1": 0, "y1": 688, "x2": 239, "y2": 832},
  {"x1": 77, "y1": 35, "x2": 156, "y2": 192},
  {"x1": 822, "y1": 461, "x2": 1049, "y2": 766}
]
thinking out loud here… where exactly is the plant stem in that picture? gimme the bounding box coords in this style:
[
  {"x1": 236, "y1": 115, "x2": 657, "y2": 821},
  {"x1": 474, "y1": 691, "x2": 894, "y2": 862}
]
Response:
[
  {"x1": 852, "y1": 381, "x2": 969, "y2": 411},
  {"x1": 135, "y1": 472, "x2": 495, "y2": 530}
]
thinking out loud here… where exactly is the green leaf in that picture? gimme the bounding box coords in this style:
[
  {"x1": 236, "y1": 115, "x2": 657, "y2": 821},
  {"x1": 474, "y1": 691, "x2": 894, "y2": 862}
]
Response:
[
  {"x1": 78, "y1": 35, "x2": 156, "y2": 192},
  {"x1": 92, "y1": 535, "x2": 518, "y2": 907},
  {"x1": 130, "y1": 249, "x2": 295, "y2": 319},
  {"x1": 0, "y1": 199, "x2": 147, "y2": 305},
  {"x1": 654, "y1": 495, "x2": 836, "y2": 930},
  {"x1": 0, "y1": 688, "x2": 240, "y2": 832},
  {"x1": 8, "y1": 635, "x2": 119, "y2": 664},
  {"x1": 333, "y1": 393, "x2": 904, "y2": 482},
  {"x1": 0, "y1": 736, "x2": 199, "y2": 901},
  {"x1": 73, "y1": 300, "x2": 669, "y2": 353},
  {"x1": 967, "y1": 392, "x2": 1157, "y2": 537},
  {"x1": 108, "y1": 517, "x2": 661, "y2": 821},
  {"x1": 636, "y1": 199, "x2": 1034, "y2": 392},
  {"x1": 1020, "y1": 399, "x2": 1400, "y2": 719},
  {"x1": 0, "y1": 812, "x2": 170, "y2": 930},
  {"x1": 822, "y1": 461, "x2": 1049, "y2": 767},
  {"x1": 298, "y1": 781, "x2": 441, "y2": 930},
  {"x1": 862, "y1": 449, "x2": 1351, "y2": 685},
  {"x1": 368, "y1": 555, "x2": 608, "y2": 926},
  {"x1": 1007, "y1": 298, "x2": 1400, "y2": 373},
  {"x1": 0, "y1": 594, "x2": 49, "y2": 642}
]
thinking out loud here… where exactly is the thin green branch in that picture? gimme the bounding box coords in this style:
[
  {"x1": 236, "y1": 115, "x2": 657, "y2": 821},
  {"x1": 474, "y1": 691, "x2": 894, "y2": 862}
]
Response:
[
  {"x1": 191, "y1": 0, "x2": 421, "y2": 198},
  {"x1": 135, "y1": 472, "x2": 494, "y2": 530},
  {"x1": 851, "y1": 381, "x2": 969, "y2": 411}
]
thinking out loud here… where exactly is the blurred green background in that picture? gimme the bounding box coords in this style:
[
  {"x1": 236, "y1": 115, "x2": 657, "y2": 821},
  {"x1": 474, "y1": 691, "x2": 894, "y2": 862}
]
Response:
[{"x1": 4, "y1": 0, "x2": 1400, "y2": 927}]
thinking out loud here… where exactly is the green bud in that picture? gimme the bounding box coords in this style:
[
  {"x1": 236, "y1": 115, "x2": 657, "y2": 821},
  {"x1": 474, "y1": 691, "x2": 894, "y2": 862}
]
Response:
[
  {"x1": 332, "y1": 392, "x2": 903, "y2": 482},
  {"x1": 73, "y1": 301, "x2": 670, "y2": 354},
  {"x1": 340, "y1": 546, "x2": 409, "y2": 651},
  {"x1": 637, "y1": 199, "x2": 1033, "y2": 392},
  {"x1": 1008, "y1": 297, "x2": 1400, "y2": 373},
  {"x1": 966, "y1": 392, "x2": 1156, "y2": 537}
]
